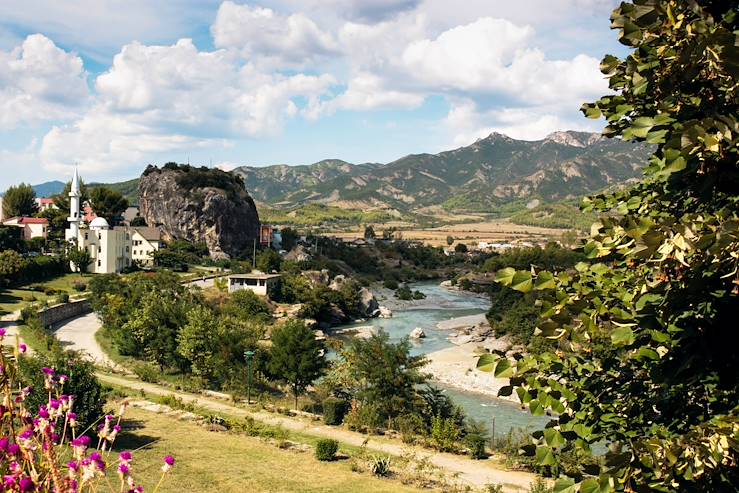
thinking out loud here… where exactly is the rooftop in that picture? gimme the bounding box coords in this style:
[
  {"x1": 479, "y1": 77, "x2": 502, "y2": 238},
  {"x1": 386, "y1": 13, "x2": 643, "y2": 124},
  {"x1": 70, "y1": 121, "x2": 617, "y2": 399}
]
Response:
[
  {"x1": 3, "y1": 217, "x2": 49, "y2": 225},
  {"x1": 228, "y1": 272, "x2": 282, "y2": 280}
]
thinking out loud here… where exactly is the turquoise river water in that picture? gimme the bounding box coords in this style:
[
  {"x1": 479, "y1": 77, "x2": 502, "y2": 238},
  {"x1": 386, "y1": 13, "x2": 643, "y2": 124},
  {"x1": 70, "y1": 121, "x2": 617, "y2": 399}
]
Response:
[{"x1": 334, "y1": 282, "x2": 548, "y2": 435}]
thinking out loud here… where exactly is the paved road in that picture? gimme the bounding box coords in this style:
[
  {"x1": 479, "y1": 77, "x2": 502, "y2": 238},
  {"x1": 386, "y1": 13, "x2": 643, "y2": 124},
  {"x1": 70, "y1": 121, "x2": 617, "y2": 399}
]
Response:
[{"x1": 53, "y1": 312, "x2": 124, "y2": 371}]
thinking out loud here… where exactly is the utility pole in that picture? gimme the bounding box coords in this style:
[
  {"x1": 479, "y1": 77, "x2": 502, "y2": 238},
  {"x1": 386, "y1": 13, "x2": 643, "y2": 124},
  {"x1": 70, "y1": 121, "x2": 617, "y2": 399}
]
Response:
[
  {"x1": 252, "y1": 238, "x2": 257, "y2": 269},
  {"x1": 244, "y1": 350, "x2": 256, "y2": 405}
]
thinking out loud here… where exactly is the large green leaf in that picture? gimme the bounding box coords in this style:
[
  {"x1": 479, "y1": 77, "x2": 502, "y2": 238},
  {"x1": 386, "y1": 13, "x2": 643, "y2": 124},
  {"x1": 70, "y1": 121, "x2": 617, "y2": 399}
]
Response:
[
  {"x1": 611, "y1": 326, "x2": 636, "y2": 346},
  {"x1": 510, "y1": 271, "x2": 533, "y2": 293},
  {"x1": 535, "y1": 446, "x2": 556, "y2": 466},
  {"x1": 476, "y1": 353, "x2": 495, "y2": 372}
]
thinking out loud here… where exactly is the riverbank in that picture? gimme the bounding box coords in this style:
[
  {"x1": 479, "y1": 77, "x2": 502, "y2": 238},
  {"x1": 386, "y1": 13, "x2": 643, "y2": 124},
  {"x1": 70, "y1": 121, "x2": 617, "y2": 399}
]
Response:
[{"x1": 424, "y1": 341, "x2": 517, "y2": 403}]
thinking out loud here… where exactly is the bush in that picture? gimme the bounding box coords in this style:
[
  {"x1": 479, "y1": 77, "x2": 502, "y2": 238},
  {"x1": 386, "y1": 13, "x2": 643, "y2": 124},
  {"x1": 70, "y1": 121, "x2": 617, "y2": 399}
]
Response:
[
  {"x1": 132, "y1": 362, "x2": 161, "y2": 383},
  {"x1": 56, "y1": 292, "x2": 70, "y2": 304},
  {"x1": 383, "y1": 279, "x2": 399, "y2": 290},
  {"x1": 72, "y1": 280, "x2": 87, "y2": 292},
  {"x1": 394, "y1": 413, "x2": 426, "y2": 444},
  {"x1": 430, "y1": 415, "x2": 462, "y2": 452},
  {"x1": 315, "y1": 439, "x2": 339, "y2": 461},
  {"x1": 323, "y1": 397, "x2": 347, "y2": 425},
  {"x1": 466, "y1": 434, "x2": 487, "y2": 459},
  {"x1": 369, "y1": 455, "x2": 392, "y2": 477},
  {"x1": 19, "y1": 349, "x2": 104, "y2": 431}
]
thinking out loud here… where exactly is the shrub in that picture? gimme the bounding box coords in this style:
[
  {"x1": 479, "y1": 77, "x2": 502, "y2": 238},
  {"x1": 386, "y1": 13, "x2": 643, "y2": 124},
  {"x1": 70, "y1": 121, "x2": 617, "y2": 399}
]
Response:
[
  {"x1": 315, "y1": 439, "x2": 339, "y2": 461},
  {"x1": 322, "y1": 397, "x2": 347, "y2": 425},
  {"x1": 56, "y1": 292, "x2": 69, "y2": 304},
  {"x1": 132, "y1": 362, "x2": 161, "y2": 383},
  {"x1": 528, "y1": 478, "x2": 553, "y2": 493},
  {"x1": 430, "y1": 415, "x2": 462, "y2": 452},
  {"x1": 43, "y1": 287, "x2": 59, "y2": 296},
  {"x1": 19, "y1": 305, "x2": 38, "y2": 323},
  {"x1": 369, "y1": 455, "x2": 392, "y2": 477},
  {"x1": 394, "y1": 413, "x2": 426, "y2": 444},
  {"x1": 72, "y1": 279, "x2": 87, "y2": 292},
  {"x1": 383, "y1": 279, "x2": 399, "y2": 290},
  {"x1": 466, "y1": 433, "x2": 487, "y2": 459}
]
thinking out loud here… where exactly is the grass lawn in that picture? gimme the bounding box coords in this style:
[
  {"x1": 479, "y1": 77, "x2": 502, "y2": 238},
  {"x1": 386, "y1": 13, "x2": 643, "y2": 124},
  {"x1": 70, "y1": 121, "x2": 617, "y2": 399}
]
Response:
[
  {"x1": 114, "y1": 406, "x2": 426, "y2": 493},
  {"x1": 0, "y1": 273, "x2": 89, "y2": 315}
]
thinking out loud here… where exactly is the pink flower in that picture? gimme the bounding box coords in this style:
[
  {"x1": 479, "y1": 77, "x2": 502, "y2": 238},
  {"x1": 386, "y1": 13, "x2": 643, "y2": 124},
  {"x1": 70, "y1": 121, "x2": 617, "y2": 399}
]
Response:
[
  {"x1": 0, "y1": 328, "x2": 6, "y2": 338},
  {"x1": 161, "y1": 455, "x2": 175, "y2": 473},
  {"x1": 19, "y1": 344, "x2": 27, "y2": 353}
]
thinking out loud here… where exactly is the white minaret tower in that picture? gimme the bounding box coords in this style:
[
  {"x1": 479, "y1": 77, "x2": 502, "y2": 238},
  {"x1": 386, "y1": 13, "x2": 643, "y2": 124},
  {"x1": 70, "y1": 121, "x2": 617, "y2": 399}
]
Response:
[{"x1": 67, "y1": 166, "x2": 81, "y2": 239}]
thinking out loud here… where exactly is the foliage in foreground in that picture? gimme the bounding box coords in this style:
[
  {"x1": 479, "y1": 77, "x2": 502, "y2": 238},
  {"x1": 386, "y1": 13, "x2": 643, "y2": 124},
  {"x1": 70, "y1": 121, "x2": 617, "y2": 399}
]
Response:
[
  {"x1": 0, "y1": 331, "x2": 176, "y2": 492},
  {"x1": 479, "y1": 2, "x2": 739, "y2": 491}
]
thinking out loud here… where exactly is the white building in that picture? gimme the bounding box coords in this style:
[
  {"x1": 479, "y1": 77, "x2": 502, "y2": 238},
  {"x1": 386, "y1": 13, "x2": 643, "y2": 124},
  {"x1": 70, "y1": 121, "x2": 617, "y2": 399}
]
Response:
[
  {"x1": 228, "y1": 272, "x2": 281, "y2": 297},
  {"x1": 125, "y1": 227, "x2": 164, "y2": 266},
  {"x1": 2, "y1": 217, "x2": 49, "y2": 240},
  {"x1": 66, "y1": 168, "x2": 162, "y2": 274}
]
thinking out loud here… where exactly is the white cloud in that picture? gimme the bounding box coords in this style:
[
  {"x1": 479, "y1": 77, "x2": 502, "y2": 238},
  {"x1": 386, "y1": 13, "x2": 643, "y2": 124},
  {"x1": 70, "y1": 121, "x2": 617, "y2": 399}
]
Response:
[
  {"x1": 443, "y1": 98, "x2": 601, "y2": 147},
  {"x1": 0, "y1": 34, "x2": 88, "y2": 128},
  {"x1": 40, "y1": 37, "x2": 336, "y2": 176},
  {"x1": 212, "y1": 1, "x2": 338, "y2": 67}
]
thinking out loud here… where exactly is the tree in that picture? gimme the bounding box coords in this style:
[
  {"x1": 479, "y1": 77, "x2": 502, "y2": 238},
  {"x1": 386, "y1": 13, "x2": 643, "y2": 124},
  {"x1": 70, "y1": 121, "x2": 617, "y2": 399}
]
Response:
[
  {"x1": 88, "y1": 187, "x2": 129, "y2": 226},
  {"x1": 130, "y1": 216, "x2": 147, "y2": 227},
  {"x1": 0, "y1": 227, "x2": 21, "y2": 251},
  {"x1": 364, "y1": 225, "x2": 376, "y2": 240},
  {"x1": 479, "y1": 2, "x2": 739, "y2": 491},
  {"x1": 2, "y1": 183, "x2": 37, "y2": 217},
  {"x1": 0, "y1": 250, "x2": 24, "y2": 283},
  {"x1": 446, "y1": 235, "x2": 454, "y2": 246},
  {"x1": 223, "y1": 289, "x2": 271, "y2": 321},
  {"x1": 67, "y1": 246, "x2": 91, "y2": 274},
  {"x1": 268, "y1": 320, "x2": 325, "y2": 409},
  {"x1": 454, "y1": 242, "x2": 468, "y2": 253},
  {"x1": 280, "y1": 227, "x2": 298, "y2": 251},
  {"x1": 177, "y1": 305, "x2": 219, "y2": 381},
  {"x1": 256, "y1": 248, "x2": 282, "y2": 273},
  {"x1": 345, "y1": 330, "x2": 428, "y2": 420}
]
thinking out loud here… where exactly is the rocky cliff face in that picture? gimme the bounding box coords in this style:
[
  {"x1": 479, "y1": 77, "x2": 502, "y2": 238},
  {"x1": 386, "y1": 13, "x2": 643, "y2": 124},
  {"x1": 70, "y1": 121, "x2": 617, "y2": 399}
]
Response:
[{"x1": 138, "y1": 164, "x2": 260, "y2": 260}]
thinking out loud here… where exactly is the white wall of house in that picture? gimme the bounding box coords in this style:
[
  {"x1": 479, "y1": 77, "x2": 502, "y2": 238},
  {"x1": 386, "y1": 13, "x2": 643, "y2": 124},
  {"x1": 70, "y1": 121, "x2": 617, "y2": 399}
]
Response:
[{"x1": 131, "y1": 231, "x2": 161, "y2": 266}]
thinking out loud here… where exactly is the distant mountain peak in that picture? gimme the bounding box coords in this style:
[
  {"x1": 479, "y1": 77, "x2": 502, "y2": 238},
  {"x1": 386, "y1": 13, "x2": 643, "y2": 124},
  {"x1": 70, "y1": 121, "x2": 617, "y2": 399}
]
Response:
[{"x1": 545, "y1": 130, "x2": 602, "y2": 148}]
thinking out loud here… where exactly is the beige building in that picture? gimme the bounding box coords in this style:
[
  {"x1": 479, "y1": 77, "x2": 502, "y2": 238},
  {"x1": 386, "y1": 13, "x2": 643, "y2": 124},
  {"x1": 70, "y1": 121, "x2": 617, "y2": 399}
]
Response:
[
  {"x1": 2, "y1": 217, "x2": 49, "y2": 240},
  {"x1": 66, "y1": 168, "x2": 162, "y2": 274},
  {"x1": 228, "y1": 272, "x2": 281, "y2": 297},
  {"x1": 126, "y1": 227, "x2": 164, "y2": 266}
]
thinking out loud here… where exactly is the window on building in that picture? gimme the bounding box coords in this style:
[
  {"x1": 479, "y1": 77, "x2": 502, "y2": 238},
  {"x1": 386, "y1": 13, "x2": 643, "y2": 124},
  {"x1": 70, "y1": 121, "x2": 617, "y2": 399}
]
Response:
[
  {"x1": 97, "y1": 260, "x2": 101, "y2": 267},
  {"x1": 126, "y1": 246, "x2": 129, "y2": 253},
  {"x1": 84, "y1": 233, "x2": 88, "y2": 240},
  {"x1": 98, "y1": 246, "x2": 101, "y2": 253}
]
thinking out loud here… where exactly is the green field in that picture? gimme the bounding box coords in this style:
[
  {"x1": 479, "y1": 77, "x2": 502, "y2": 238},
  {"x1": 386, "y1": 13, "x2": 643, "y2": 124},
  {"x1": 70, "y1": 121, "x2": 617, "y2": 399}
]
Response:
[
  {"x1": 113, "y1": 406, "x2": 426, "y2": 493},
  {"x1": 0, "y1": 273, "x2": 89, "y2": 315}
]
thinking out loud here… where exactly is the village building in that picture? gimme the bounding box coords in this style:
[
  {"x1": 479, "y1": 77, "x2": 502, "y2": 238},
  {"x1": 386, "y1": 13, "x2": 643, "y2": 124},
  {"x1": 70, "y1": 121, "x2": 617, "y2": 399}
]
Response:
[
  {"x1": 119, "y1": 226, "x2": 164, "y2": 266},
  {"x1": 1, "y1": 217, "x2": 49, "y2": 240},
  {"x1": 35, "y1": 197, "x2": 57, "y2": 213},
  {"x1": 65, "y1": 168, "x2": 162, "y2": 274},
  {"x1": 227, "y1": 271, "x2": 281, "y2": 297}
]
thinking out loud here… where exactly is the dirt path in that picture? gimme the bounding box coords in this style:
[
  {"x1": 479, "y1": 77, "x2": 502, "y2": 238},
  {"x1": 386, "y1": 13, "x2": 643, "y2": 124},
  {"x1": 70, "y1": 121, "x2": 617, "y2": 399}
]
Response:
[{"x1": 97, "y1": 373, "x2": 538, "y2": 492}]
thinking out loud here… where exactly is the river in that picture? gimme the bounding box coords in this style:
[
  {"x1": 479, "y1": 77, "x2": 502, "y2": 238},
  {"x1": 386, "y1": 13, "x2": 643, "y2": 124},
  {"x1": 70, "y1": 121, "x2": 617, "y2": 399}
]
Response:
[{"x1": 333, "y1": 281, "x2": 548, "y2": 435}]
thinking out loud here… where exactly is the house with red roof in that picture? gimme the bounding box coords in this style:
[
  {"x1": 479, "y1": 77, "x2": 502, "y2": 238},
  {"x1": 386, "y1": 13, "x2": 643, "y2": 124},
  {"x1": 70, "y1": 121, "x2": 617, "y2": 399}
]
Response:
[{"x1": 2, "y1": 217, "x2": 49, "y2": 240}]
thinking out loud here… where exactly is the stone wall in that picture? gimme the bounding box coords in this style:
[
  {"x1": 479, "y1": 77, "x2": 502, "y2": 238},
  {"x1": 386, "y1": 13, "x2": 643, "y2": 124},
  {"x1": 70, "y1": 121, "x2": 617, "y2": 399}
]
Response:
[{"x1": 38, "y1": 299, "x2": 91, "y2": 327}]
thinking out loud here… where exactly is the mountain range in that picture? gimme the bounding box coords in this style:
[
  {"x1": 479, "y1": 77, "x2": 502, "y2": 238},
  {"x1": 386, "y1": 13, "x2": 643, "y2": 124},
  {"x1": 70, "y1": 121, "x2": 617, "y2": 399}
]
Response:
[
  {"x1": 231, "y1": 130, "x2": 650, "y2": 213},
  {"x1": 31, "y1": 130, "x2": 650, "y2": 214}
]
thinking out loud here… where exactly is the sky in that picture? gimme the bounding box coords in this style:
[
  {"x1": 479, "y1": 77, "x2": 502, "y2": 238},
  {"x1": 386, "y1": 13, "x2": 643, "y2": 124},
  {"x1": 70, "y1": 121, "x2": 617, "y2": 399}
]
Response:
[{"x1": 0, "y1": 0, "x2": 627, "y2": 189}]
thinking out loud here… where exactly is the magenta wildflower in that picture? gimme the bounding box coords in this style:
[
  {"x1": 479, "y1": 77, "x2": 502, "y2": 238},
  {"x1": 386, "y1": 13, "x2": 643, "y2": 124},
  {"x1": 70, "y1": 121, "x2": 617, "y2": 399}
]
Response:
[
  {"x1": 161, "y1": 455, "x2": 175, "y2": 473},
  {"x1": 7, "y1": 444, "x2": 20, "y2": 456},
  {"x1": 19, "y1": 343, "x2": 27, "y2": 353},
  {"x1": 119, "y1": 451, "x2": 133, "y2": 462},
  {"x1": 41, "y1": 367, "x2": 55, "y2": 376},
  {"x1": 0, "y1": 328, "x2": 6, "y2": 337},
  {"x1": 18, "y1": 476, "x2": 34, "y2": 492},
  {"x1": 118, "y1": 463, "x2": 130, "y2": 477}
]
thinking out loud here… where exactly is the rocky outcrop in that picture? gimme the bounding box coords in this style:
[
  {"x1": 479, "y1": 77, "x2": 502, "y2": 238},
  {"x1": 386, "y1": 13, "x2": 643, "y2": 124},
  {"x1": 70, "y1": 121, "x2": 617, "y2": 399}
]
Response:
[
  {"x1": 410, "y1": 327, "x2": 426, "y2": 339},
  {"x1": 138, "y1": 164, "x2": 260, "y2": 260},
  {"x1": 358, "y1": 287, "x2": 379, "y2": 318}
]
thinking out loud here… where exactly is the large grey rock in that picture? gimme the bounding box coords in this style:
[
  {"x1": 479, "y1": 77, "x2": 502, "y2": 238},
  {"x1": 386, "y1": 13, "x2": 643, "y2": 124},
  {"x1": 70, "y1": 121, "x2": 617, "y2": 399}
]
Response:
[
  {"x1": 358, "y1": 287, "x2": 379, "y2": 318},
  {"x1": 138, "y1": 164, "x2": 260, "y2": 260},
  {"x1": 409, "y1": 327, "x2": 426, "y2": 339},
  {"x1": 302, "y1": 269, "x2": 330, "y2": 287}
]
